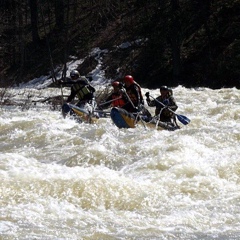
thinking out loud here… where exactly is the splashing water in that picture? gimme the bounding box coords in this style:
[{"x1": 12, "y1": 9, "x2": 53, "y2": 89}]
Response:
[{"x1": 0, "y1": 86, "x2": 240, "y2": 239}]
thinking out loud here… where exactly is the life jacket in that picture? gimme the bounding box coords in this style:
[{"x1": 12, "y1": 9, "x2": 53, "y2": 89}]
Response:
[
  {"x1": 72, "y1": 80, "x2": 92, "y2": 100},
  {"x1": 126, "y1": 81, "x2": 144, "y2": 106},
  {"x1": 111, "y1": 93, "x2": 126, "y2": 107}
]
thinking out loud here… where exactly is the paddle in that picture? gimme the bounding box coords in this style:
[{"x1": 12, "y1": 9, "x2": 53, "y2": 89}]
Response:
[
  {"x1": 99, "y1": 97, "x2": 122, "y2": 107},
  {"x1": 149, "y1": 95, "x2": 190, "y2": 125}
]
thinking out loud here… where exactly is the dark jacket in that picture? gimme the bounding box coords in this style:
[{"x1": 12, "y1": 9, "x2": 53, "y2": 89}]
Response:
[
  {"x1": 123, "y1": 82, "x2": 144, "y2": 112},
  {"x1": 62, "y1": 77, "x2": 95, "y2": 103},
  {"x1": 147, "y1": 95, "x2": 178, "y2": 122}
]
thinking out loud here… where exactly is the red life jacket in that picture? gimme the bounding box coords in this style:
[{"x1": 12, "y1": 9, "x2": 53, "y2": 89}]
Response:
[{"x1": 111, "y1": 93, "x2": 126, "y2": 107}]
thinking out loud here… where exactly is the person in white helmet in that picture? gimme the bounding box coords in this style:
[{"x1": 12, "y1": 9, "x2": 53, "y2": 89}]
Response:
[{"x1": 59, "y1": 70, "x2": 96, "y2": 116}]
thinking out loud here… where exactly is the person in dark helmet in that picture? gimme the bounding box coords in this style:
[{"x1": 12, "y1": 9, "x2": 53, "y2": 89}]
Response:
[
  {"x1": 59, "y1": 70, "x2": 96, "y2": 117},
  {"x1": 101, "y1": 81, "x2": 127, "y2": 109},
  {"x1": 65, "y1": 70, "x2": 95, "y2": 104},
  {"x1": 122, "y1": 75, "x2": 144, "y2": 113},
  {"x1": 145, "y1": 86, "x2": 178, "y2": 123}
]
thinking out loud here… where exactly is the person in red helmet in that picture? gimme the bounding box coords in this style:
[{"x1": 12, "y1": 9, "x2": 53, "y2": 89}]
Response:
[
  {"x1": 101, "y1": 81, "x2": 127, "y2": 108},
  {"x1": 122, "y1": 75, "x2": 144, "y2": 113}
]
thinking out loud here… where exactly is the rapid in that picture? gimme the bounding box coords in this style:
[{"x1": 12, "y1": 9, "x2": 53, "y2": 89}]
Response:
[{"x1": 0, "y1": 86, "x2": 239, "y2": 240}]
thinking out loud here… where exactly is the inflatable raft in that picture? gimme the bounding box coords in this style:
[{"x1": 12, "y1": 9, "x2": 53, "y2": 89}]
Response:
[{"x1": 110, "y1": 107, "x2": 180, "y2": 131}]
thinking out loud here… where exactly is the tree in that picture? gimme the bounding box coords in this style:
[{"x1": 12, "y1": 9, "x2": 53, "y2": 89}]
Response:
[
  {"x1": 169, "y1": 0, "x2": 181, "y2": 83},
  {"x1": 54, "y1": 0, "x2": 64, "y2": 30},
  {"x1": 29, "y1": 0, "x2": 40, "y2": 43}
]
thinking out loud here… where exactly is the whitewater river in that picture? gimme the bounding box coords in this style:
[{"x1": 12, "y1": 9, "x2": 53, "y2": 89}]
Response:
[{"x1": 0, "y1": 86, "x2": 239, "y2": 240}]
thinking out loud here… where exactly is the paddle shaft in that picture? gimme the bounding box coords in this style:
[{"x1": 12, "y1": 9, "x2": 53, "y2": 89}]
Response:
[
  {"x1": 121, "y1": 89, "x2": 136, "y2": 109},
  {"x1": 122, "y1": 89, "x2": 147, "y2": 129},
  {"x1": 149, "y1": 95, "x2": 190, "y2": 125},
  {"x1": 99, "y1": 97, "x2": 122, "y2": 106},
  {"x1": 149, "y1": 95, "x2": 176, "y2": 113}
]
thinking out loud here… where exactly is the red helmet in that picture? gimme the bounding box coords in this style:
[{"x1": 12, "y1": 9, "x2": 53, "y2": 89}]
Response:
[
  {"x1": 124, "y1": 75, "x2": 134, "y2": 84},
  {"x1": 112, "y1": 81, "x2": 120, "y2": 87}
]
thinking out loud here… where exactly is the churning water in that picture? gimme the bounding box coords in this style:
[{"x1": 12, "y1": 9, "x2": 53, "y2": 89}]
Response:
[{"x1": 0, "y1": 86, "x2": 239, "y2": 240}]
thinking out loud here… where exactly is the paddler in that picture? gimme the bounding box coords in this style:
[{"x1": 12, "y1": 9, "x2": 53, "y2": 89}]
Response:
[
  {"x1": 122, "y1": 75, "x2": 144, "y2": 113},
  {"x1": 58, "y1": 69, "x2": 96, "y2": 117},
  {"x1": 101, "y1": 81, "x2": 127, "y2": 108},
  {"x1": 145, "y1": 86, "x2": 178, "y2": 123}
]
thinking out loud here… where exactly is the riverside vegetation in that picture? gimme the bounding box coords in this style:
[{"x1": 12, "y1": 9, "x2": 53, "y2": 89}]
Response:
[{"x1": 0, "y1": 0, "x2": 239, "y2": 89}]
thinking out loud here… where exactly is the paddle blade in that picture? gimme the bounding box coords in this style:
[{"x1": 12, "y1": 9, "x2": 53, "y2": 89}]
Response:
[{"x1": 176, "y1": 114, "x2": 191, "y2": 125}]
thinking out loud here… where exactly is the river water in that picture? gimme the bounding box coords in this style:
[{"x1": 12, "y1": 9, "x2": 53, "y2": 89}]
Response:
[{"x1": 0, "y1": 86, "x2": 239, "y2": 240}]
